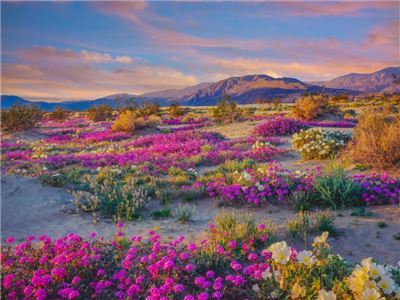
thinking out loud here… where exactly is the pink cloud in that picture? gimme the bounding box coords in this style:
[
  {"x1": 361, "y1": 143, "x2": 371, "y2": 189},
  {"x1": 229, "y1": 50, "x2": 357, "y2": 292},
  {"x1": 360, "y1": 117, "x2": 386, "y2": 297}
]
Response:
[{"x1": 17, "y1": 46, "x2": 134, "y2": 64}]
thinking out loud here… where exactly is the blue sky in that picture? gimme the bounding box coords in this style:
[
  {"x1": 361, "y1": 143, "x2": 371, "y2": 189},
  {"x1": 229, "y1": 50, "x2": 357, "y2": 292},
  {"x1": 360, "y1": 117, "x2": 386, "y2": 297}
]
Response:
[{"x1": 1, "y1": 1, "x2": 399, "y2": 101}]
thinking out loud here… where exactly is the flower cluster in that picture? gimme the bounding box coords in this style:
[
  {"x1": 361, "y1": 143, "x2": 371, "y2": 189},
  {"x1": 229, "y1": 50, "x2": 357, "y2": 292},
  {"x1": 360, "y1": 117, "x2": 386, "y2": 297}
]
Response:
[
  {"x1": 353, "y1": 172, "x2": 400, "y2": 205},
  {"x1": 253, "y1": 117, "x2": 303, "y2": 137},
  {"x1": 292, "y1": 128, "x2": 351, "y2": 160},
  {"x1": 206, "y1": 163, "x2": 315, "y2": 205},
  {"x1": 2, "y1": 232, "x2": 399, "y2": 299}
]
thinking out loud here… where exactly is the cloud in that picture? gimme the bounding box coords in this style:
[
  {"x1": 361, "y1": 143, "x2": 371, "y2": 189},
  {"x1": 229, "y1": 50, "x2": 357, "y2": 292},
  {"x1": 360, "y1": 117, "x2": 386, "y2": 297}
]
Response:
[
  {"x1": 3, "y1": 46, "x2": 198, "y2": 100},
  {"x1": 267, "y1": 2, "x2": 398, "y2": 16},
  {"x1": 17, "y1": 46, "x2": 134, "y2": 64}
]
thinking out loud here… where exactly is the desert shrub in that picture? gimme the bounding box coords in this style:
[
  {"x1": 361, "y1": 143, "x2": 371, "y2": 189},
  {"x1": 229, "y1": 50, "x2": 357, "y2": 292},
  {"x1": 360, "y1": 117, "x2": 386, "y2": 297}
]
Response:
[
  {"x1": 1, "y1": 105, "x2": 43, "y2": 132},
  {"x1": 49, "y1": 107, "x2": 70, "y2": 120},
  {"x1": 138, "y1": 102, "x2": 160, "y2": 117},
  {"x1": 72, "y1": 168, "x2": 150, "y2": 222},
  {"x1": 112, "y1": 111, "x2": 161, "y2": 133},
  {"x1": 292, "y1": 94, "x2": 336, "y2": 120},
  {"x1": 212, "y1": 97, "x2": 243, "y2": 123},
  {"x1": 86, "y1": 105, "x2": 113, "y2": 122},
  {"x1": 168, "y1": 103, "x2": 185, "y2": 118},
  {"x1": 350, "y1": 112, "x2": 400, "y2": 169},
  {"x1": 173, "y1": 204, "x2": 196, "y2": 223},
  {"x1": 253, "y1": 117, "x2": 303, "y2": 136},
  {"x1": 152, "y1": 207, "x2": 172, "y2": 219},
  {"x1": 313, "y1": 168, "x2": 362, "y2": 209},
  {"x1": 112, "y1": 110, "x2": 136, "y2": 132},
  {"x1": 292, "y1": 127, "x2": 351, "y2": 160}
]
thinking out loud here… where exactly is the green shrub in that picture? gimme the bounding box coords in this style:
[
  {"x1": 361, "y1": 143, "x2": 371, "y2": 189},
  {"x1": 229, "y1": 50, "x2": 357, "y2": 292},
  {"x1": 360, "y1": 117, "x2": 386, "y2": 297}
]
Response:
[
  {"x1": 152, "y1": 208, "x2": 172, "y2": 219},
  {"x1": 313, "y1": 168, "x2": 362, "y2": 209},
  {"x1": 49, "y1": 107, "x2": 70, "y2": 120},
  {"x1": 1, "y1": 105, "x2": 43, "y2": 132},
  {"x1": 211, "y1": 96, "x2": 243, "y2": 123},
  {"x1": 168, "y1": 103, "x2": 185, "y2": 118},
  {"x1": 87, "y1": 105, "x2": 113, "y2": 122},
  {"x1": 173, "y1": 204, "x2": 196, "y2": 223}
]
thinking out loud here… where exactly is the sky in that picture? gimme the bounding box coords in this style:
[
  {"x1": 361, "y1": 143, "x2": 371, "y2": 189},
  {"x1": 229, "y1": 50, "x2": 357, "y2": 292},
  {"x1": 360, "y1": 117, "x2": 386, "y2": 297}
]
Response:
[{"x1": 1, "y1": 1, "x2": 399, "y2": 101}]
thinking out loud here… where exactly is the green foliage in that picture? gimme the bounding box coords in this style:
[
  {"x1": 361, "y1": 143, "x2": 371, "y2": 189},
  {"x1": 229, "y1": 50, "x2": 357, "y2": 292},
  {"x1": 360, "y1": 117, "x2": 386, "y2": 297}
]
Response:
[
  {"x1": 168, "y1": 103, "x2": 185, "y2": 118},
  {"x1": 1, "y1": 105, "x2": 43, "y2": 132},
  {"x1": 49, "y1": 107, "x2": 70, "y2": 120},
  {"x1": 138, "y1": 102, "x2": 160, "y2": 117},
  {"x1": 152, "y1": 208, "x2": 172, "y2": 219},
  {"x1": 72, "y1": 167, "x2": 149, "y2": 222},
  {"x1": 173, "y1": 204, "x2": 196, "y2": 223},
  {"x1": 286, "y1": 210, "x2": 336, "y2": 246},
  {"x1": 313, "y1": 168, "x2": 362, "y2": 209},
  {"x1": 211, "y1": 96, "x2": 243, "y2": 123},
  {"x1": 87, "y1": 105, "x2": 113, "y2": 122}
]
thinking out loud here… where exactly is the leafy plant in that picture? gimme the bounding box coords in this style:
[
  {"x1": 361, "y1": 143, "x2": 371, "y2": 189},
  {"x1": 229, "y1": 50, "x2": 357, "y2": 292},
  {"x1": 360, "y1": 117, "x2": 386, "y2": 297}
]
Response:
[
  {"x1": 1, "y1": 105, "x2": 43, "y2": 132},
  {"x1": 86, "y1": 105, "x2": 113, "y2": 122},
  {"x1": 313, "y1": 168, "x2": 362, "y2": 209},
  {"x1": 173, "y1": 204, "x2": 196, "y2": 223},
  {"x1": 152, "y1": 208, "x2": 172, "y2": 219}
]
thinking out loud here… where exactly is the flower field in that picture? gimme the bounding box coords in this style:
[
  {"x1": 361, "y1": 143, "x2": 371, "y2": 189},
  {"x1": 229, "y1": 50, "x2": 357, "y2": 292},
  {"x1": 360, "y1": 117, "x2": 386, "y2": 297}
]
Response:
[{"x1": 1, "y1": 102, "x2": 400, "y2": 299}]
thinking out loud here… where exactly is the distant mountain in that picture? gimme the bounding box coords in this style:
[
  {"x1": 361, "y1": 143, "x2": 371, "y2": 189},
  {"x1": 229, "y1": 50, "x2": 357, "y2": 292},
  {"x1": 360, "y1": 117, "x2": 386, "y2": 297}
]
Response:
[
  {"x1": 313, "y1": 67, "x2": 400, "y2": 93},
  {"x1": 2, "y1": 67, "x2": 398, "y2": 110},
  {"x1": 141, "y1": 82, "x2": 212, "y2": 102},
  {"x1": 185, "y1": 74, "x2": 356, "y2": 105},
  {"x1": 1, "y1": 93, "x2": 167, "y2": 111}
]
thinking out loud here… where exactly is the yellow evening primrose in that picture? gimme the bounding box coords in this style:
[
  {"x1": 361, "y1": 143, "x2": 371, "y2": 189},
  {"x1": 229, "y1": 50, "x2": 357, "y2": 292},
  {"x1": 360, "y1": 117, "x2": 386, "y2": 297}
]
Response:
[
  {"x1": 268, "y1": 241, "x2": 291, "y2": 264},
  {"x1": 360, "y1": 287, "x2": 383, "y2": 300},
  {"x1": 317, "y1": 289, "x2": 336, "y2": 300},
  {"x1": 297, "y1": 250, "x2": 315, "y2": 266}
]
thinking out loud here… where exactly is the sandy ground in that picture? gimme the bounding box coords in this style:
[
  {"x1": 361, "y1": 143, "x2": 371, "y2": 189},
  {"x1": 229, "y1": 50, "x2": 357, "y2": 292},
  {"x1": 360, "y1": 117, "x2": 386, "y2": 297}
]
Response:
[{"x1": 2, "y1": 175, "x2": 399, "y2": 264}]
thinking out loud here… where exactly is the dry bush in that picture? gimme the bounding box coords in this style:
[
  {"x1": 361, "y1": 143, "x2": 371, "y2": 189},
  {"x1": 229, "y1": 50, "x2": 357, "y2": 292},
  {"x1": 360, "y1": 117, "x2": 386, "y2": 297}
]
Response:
[
  {"x1": 168, "y1": 103, "x2": 185, "y2": 118},
  {"x1": 292, "y1": 95, "x2": 334, "y2": 120},
  {"x1": 112, "y1": 110, "x2": 136, "y2": 132},
  {"x1": 87, "y1": 105, "x2": 113, "y2": 122},
  {"x1": 49, "y1": 107, "x2": 70, "y2": 120},
  {"x1": 1, "y1": 105, "x2": 43, "y2": 132},
  {"x1": 112, "y1": 111, "x2": 160, "y2": 133},
  {"x1": 350, "y1": 112, "x2": 400, "y2": 169},
  {"x1": 145, "y1": 115, "x2": 161, "y2": 127}
]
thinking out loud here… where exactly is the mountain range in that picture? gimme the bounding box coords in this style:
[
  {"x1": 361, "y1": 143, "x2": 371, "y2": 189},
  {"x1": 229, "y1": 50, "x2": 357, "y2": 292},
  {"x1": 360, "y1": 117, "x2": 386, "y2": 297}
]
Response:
[{"x1": 2, "y1": 67, "x2": 399, "y2": 111}]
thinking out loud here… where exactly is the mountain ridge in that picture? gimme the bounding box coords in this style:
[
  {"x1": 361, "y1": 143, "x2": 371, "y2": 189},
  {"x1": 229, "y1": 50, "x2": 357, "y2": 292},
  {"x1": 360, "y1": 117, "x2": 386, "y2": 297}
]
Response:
[{"x1": 2, "y1": 67, "x2": 399, "y2": 110}]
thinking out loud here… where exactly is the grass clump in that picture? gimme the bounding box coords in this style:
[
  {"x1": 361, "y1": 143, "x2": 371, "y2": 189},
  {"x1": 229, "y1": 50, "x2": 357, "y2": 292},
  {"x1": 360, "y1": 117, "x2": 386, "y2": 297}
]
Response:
[
  {"x1": 152, "y1": 208, "x2": 172, "y2": 219},
  {"x1": 173, "y1": 204, "x2": 196, "y2": 223},
  {"x1": 350, "y1": 112, "x2": 400, "y2": 170}
]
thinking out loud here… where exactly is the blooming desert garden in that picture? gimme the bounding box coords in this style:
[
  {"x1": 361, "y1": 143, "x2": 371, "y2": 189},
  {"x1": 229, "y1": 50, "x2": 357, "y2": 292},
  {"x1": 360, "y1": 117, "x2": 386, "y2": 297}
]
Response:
[{"x1": 1, "y1": 95, "x2": 400, "y2": 299}]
